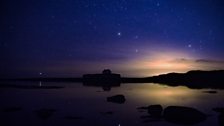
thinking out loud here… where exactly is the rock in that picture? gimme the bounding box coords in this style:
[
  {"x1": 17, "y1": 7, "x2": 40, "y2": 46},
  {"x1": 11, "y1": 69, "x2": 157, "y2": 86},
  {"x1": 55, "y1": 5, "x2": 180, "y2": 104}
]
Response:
[
  {"x1": 107, "y1": 95, "x2": 126, "y2": 104},
  {"x1": 148, "y1": 105, "x2": 163, "y2": 118},
  {"x1": 164, "y1": 106, "x2": 206, "y2": 125},
  {"x1": 35, "y1": 108, "x2": 56, "y2": 120}
]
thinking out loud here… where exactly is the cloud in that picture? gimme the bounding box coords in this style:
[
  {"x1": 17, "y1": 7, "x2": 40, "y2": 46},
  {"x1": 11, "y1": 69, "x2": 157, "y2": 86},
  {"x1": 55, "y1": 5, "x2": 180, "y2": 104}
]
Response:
[
  {"x1": 172, "y1": 58, "x2": 224, "y2": 64},
  {"x1": 195, "y1": 59, "x2": 224, "y2": 64}
]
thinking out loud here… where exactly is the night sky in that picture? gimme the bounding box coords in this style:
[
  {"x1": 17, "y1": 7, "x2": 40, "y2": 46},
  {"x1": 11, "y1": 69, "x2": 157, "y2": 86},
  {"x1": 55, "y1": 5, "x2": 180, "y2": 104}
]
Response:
[{"x1": 1, "y1": 0, "x2": 224, "y2": 78}]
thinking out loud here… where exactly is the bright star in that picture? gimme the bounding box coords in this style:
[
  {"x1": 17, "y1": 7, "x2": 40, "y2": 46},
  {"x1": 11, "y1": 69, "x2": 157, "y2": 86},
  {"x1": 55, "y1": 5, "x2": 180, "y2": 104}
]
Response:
[{"x1": 117, "y1": 32, "x2": 121, "y2": 36}]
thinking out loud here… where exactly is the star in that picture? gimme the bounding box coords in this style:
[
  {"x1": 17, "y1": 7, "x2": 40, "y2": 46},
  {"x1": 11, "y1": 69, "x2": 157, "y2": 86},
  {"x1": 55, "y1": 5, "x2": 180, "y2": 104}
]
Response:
[
  {"x1": 135, "y1": 49, "x2": 139, "y2": 53},
  {"x1": 117, "y1": 32, "x2": 122, "y2": 36},
  {"x1": 39, "y1": 72, "x2": 43, "y2": 75},
  {"x1": 134, "y1": 35, "x2": 139, "y2": 39},
  {"x1": 188, "y1": 44, "x2": 192, "y2": 48}
]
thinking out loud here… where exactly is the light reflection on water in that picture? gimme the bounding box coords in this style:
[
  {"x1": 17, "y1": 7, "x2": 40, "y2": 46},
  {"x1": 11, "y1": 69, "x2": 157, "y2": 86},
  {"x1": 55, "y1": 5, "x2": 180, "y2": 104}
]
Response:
[{"x1": 0, "y1": 82, "x2": 223, "y2": 126}]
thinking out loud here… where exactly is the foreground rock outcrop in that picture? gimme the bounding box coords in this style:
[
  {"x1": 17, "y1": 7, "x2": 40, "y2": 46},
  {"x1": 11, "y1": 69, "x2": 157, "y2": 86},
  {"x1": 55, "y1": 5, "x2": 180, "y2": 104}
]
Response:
[
  {"x1": 138, "y1": 105, "x2": 207, "y2": 125},
  {"x1": 164, "y1": 106, "x2": 207, "y2": 125},
  {"x1": 107, "y1": 94, "x2": 126, "y2": 104}
]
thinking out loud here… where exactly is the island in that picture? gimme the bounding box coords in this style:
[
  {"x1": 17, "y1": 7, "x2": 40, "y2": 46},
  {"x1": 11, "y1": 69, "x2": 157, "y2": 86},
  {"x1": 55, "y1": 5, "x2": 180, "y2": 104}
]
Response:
[{"x1": 83, "y1": 69, "x2": 121, "y2": 86}]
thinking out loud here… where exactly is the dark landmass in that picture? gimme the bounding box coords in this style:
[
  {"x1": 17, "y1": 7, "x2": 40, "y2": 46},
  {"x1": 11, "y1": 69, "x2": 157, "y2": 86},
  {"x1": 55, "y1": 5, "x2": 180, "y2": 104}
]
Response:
[
  {"x1": 1, "y1": 70, "x2": 224, "y2": 89},
  {"x1": 82, "y1": 70, "x2": 121, "y2": 91},
  {"x1": 7, "y1": 77, "x2": 83, "y2": 82},
  {"x1": 148, "y1": 70, "x2": 224, "y2": 89},
  {"x1": 83, "y1": 69, "x2": 121, "y2": 85},
  {"x1": 123, "y1": 70, "x2": 224, "y2": 89},
  {"x1": 0, "y1": 83, "x2": 64, "y2": 89}
]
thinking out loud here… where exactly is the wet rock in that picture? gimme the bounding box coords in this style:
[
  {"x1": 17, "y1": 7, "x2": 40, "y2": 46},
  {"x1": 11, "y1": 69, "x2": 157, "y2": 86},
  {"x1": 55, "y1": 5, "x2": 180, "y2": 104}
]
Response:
[
  {"x1": 101, "y1": 111, "x2": 113, "y2": 115},
  {"x1": 65, "y1": 116, "x2": 84, "y2": 120},
  {"x1": 164, "y1": 106, "x2": 206, "y2": 125},
  {"x1": 148, "y1": 105, "x2": 163, "y2": 118},
  {"x1": 35, "y1": 108, "x2": 56, "y2": 120},
  {"x1": 107, "y1": 95, "x2": 125, "y2": 104}
]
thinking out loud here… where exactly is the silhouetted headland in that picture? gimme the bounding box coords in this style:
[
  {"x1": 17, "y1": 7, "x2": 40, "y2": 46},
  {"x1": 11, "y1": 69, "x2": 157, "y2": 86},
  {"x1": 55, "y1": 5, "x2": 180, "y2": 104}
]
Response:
[
  {"x1": 148, "y1": 70, "x2": 224, "y2": 89},
  {"x1": 3, "y1": 70, "x2": 224, "y2": 89}
]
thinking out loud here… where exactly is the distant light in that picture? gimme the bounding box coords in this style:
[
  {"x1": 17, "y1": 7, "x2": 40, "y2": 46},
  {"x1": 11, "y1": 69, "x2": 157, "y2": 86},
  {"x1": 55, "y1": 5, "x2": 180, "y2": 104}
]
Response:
[
  {"x1": 39, "y1": 72, "x2": 42, "y2": 75},
  {"x1": 118, "y1": 124, "x2": 121, "y2": 126},
  {"x1": 188, "y1": 44, "x2": 192, "y2": 48}
]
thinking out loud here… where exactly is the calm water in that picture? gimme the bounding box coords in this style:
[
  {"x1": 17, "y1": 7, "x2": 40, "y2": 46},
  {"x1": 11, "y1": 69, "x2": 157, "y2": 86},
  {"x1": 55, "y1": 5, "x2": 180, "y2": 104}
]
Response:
[{"x1": 0, "y1": 82, "x2": 224, "y2": 126}]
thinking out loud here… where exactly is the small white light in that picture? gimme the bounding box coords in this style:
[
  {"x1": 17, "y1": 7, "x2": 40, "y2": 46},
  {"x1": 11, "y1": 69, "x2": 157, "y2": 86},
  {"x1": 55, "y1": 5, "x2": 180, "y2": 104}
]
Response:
[{"x1": 117, "y1": 32, "x2": 121, "y2": 36}]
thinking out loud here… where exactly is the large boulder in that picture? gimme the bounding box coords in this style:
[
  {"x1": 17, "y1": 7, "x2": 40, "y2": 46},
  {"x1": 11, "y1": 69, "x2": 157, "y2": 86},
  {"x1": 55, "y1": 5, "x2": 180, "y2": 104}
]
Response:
[
  {"x1": 148, "y1": 105, "x2": 163, "y2": 118},
  {"x1": 107, "y1": 94, "x2": 126, "y2": 104},
  {"x1": 35, "y1": 108, "x2": 56, "y2": 120},
  {"x1": 164, "y1": 106, "x2": 206, "y2": 125}
]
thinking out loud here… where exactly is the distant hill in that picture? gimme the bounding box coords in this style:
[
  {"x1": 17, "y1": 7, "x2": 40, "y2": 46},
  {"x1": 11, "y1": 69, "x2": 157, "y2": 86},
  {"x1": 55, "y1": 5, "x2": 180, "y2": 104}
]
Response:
[{"x1": 148, "y1": 70, "x2": 224, "y2": 89}]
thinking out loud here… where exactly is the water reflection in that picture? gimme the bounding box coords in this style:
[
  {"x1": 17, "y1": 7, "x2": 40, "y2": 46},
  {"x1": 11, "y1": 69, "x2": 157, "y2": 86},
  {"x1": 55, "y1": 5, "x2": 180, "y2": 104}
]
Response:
[
  {"x1": 82, "y1": 81, "x2": 121, "y2": 91},
  {"x1": 0, "y1": 82, "x2": 224, "y2": 126}
]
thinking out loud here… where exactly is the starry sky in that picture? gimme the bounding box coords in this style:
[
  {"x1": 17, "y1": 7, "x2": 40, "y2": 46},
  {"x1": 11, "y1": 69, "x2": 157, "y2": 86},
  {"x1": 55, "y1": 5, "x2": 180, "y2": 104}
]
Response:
[{"x1": 1, "y1": 0, "x2": 224, "y2": 78}]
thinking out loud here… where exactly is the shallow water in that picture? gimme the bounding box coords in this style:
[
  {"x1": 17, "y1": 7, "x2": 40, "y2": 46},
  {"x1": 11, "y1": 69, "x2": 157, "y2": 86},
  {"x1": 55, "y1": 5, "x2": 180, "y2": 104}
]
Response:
[{"x1": 0, "y1": 82, "x2": 223, "y2": 126}]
